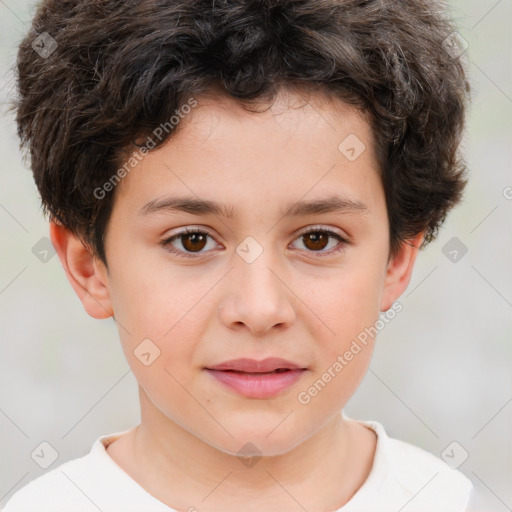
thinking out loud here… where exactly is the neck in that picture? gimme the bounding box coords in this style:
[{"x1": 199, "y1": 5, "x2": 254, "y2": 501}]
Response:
[{"x1": 111, "y1": 388, "x2": 376, "y2": 511}]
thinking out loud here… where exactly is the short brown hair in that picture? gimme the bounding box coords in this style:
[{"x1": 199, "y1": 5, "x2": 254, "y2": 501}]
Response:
[{"x1": 15, "y1": 0, "x2": 471, "y2": 265}]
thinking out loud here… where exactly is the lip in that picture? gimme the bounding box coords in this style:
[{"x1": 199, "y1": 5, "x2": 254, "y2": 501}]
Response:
[
  {"x1": 207, "y1": 357, "x2": 305, "y2": 373},
  {"x1": 204, "y1": 358, "x2": 308, "y2": 399}
]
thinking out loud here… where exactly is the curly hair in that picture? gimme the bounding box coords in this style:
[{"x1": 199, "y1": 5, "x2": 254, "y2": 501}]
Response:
[{"x1": 15, "y1": 0, "x2": 471, "y2": 265}]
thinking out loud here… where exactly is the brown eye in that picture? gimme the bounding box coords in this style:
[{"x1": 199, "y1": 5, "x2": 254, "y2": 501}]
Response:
[
  {"x1": 180, "y1": 232, "x2": 208, "y2": 252},
  {"x1": 161, "y1": 228, "x2": 218, "y2": 258},
  {"x1": 302, "y1": 232, "x2": 330, "y2": 251},
  {"x1": 291, "y1": 228, "x2": 349, "y2": 257}
]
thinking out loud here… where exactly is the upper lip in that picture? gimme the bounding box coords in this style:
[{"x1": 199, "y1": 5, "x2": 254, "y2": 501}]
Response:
[{"x1": 206, "y1": 357, "x2": 306, "y2": 373}]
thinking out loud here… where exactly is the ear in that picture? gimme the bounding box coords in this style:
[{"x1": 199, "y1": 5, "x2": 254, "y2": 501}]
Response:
[
  {"x1": 380, "y1": 232, "x2": 425, "y2": 311},
  {"x1": 49, "y1": 221, "x2": 113, "y2": 319}
]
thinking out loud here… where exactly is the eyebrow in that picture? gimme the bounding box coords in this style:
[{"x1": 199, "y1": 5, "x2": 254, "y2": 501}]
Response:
[{"x1": 138, "y1": 195, "x2": 368, "y2": 219}]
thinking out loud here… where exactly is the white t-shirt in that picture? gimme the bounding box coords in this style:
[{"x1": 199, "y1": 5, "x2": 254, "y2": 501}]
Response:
[{"x1": 1, "y1": 420, "x2": 472, "y2": 512}]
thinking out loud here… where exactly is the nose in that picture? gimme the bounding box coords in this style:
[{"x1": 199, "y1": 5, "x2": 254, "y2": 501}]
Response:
[{"x1": 217, "y1": 247, "x2": 296, "y2": 336}]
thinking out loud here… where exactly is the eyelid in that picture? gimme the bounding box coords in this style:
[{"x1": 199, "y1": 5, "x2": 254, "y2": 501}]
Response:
[
  {"x1": 163, "y1": 224, "x2": 349, "y2": 242},
  {"x1": 161, "y1": 224, "x2": 350, "y2": 258},
  {"x1": 295, "y1": 224, "x2": 348, "y2": 240},
  {"x1": 163, "y1": 225, "x2": 218, "y2": 242},
  {"x1": 289, "y1": 225, "x2": 350, "y2": 258}
]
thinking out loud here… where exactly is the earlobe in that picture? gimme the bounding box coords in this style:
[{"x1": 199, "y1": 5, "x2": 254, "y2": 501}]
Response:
[
  {"x1": 380, "y1": 232, "x2": 425, "y2": 311},
  {"x1": 49, "y1": 222, "x2": 113, "y2": 319}
]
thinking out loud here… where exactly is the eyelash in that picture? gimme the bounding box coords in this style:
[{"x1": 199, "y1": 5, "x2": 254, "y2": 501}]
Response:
[{"x1": 160, "y1": 226, "x2": 350, "y2": 259}]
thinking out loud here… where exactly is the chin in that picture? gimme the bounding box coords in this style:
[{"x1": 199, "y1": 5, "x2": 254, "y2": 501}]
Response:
[{"x1": 205, "y1": 422, "x2": 309, "y2": 459}]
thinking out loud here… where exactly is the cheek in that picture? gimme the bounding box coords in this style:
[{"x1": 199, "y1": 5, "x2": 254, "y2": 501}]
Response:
[
  {"x1": 107, "y1": 247, "x2": 204, "y2": 336},
  {"x1": 302, "y1": 265, "x2": 384, "y2": 346},
  {"x1": 293, "y1": 262, "x2": 383, "y2": 408},
  {"x1": 108, "y1": 263, "x2": 215, "y2": 395},
  {"x1": 295, "y1": 275, "x2": 379, "y2": 414}
]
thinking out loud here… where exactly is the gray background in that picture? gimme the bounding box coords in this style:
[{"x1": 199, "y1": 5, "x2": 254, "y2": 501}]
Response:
[{"x1": 1, "y1": 0, "x2": 511, "y2": 510}]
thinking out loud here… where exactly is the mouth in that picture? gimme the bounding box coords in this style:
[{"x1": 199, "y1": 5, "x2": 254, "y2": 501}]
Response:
[
  {"x1": 205, "y1": 357, "x2": 306, "y2": 373},
  {"x1": 217, "y1": 368, "x2": 294, "y2": 374},
  {"x1": 204, "y1": 358, "x2": 308, "y2": 399}
]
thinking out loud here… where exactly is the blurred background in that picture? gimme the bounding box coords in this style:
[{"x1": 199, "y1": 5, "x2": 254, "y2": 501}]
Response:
[{"x1": 0, "y1": 1, "x2": 510, "y2": 510}]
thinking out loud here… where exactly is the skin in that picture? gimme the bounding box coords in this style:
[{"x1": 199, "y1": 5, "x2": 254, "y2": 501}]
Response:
[{"x1": 51, "y1": 86, "x2": 423, "y2": 511}]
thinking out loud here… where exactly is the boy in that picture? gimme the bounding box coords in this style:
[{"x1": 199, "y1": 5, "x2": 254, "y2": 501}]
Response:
[{"x1": 4, "y1": 0, "x2": 472, "y2": 510}]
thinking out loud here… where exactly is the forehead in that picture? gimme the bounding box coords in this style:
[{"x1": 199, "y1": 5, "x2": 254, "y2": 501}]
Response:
[
  {"x1": 112, "y1": 87, "x2": 382, "y2": 221},
  {"x1": 177, "y1": 86, "x2": 374, "y2": 151}
]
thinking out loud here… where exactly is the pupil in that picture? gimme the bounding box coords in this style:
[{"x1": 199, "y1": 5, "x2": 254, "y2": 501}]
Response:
[
  {"x1": 184, "y1": 233, "x2": 207, "y2": 252},
  {"x1": 306, "y1": 232, "x2": 327, "y2": 250},
  {"x1": 180, "y1": 232, "x2": 330, "y2": 253}
]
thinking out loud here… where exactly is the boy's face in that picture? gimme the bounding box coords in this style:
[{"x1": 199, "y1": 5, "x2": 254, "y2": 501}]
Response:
[{"x1": 56, "y1": 87, "x2": 419, "y2": 456}]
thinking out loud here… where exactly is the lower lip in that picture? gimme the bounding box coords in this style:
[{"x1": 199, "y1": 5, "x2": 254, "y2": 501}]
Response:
[{"x1": 205, "y1": 369, "x2": 306, "y2": 399}]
